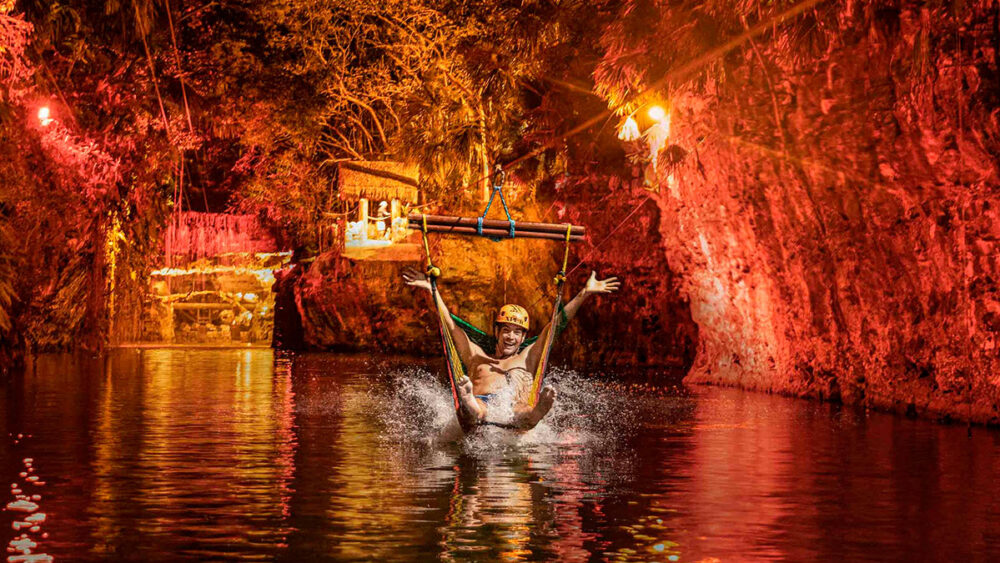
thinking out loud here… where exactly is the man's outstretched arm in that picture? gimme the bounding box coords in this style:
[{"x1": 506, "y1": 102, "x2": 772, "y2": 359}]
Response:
[
  {"x1": 525, "y1": 271, "x2": 620, "y2": 372},
  {"x1": 402, "y1": 266, "x2": 482, "y2": 363}
]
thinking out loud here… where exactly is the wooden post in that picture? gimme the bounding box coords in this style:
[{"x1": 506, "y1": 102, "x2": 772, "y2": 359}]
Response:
[
  {"x1": 165, "y1": 302, "x2": 175, "y2": 342},
  {"x1": 480, "y1": 151, "x2": 490, "y2": 203},
  {"x1": 390, "y1": 199, "x2": 401, "y2": 241},
  {"x1": 358, "y1": 198, "x2": 369, "y2": 241}
]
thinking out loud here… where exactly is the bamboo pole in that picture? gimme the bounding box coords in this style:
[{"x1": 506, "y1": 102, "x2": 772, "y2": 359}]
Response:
[
  {"x1": 409, "y1": 222, "x2": 584, "y2": 241},
  {"x1": 407, "y1": 213, "x2": 584, "y2": 236}
]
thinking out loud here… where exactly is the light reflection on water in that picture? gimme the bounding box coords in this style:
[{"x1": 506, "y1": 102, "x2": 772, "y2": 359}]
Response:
[{"x1": 1, "y1": 350, "x2": 998, "y2": 561}]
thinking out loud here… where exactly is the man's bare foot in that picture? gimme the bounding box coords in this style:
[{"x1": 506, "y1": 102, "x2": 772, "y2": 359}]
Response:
[
  {"x1": 515, "y1": 386, "x2": 556, "y2": 429},
  {"x1": 455, "y1": 376, "x2": 484, "y2": 430},
  {"x1": 536, "y1": 385, "x2": 556, "y2": 414}
]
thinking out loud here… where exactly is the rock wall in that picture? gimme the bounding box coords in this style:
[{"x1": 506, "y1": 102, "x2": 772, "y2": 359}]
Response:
[{"x1": 648, "y1": 1, "x2": 1000, "y2": 422}]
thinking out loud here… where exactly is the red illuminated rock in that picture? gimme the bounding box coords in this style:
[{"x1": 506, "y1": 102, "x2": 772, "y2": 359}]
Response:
[{"x1": 596, "y1": 0, "x2": 1000, "y2": 422}]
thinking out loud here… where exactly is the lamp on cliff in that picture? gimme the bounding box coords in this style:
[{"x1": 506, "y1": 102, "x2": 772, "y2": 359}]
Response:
[{"x1": 37, "y1": 106, "x2": 52, "y2": 127}]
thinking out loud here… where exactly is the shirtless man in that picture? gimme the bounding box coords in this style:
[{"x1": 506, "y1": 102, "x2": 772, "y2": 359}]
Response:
[{"x1": 402, "y1": 267, "x2": 620, "y2": 431}]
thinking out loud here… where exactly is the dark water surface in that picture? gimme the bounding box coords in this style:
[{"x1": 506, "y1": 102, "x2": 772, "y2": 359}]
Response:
[{"x1": 2, "y1": 350, "x2": 998, "y2": 561}]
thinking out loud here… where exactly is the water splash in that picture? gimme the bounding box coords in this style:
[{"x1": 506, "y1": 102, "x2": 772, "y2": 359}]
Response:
[
  {"x1": 369, "y1": 365, "x2": 642, "y2": 455},
  {"x1": 371, "y1": 366, "x2": 463, "y2": 445}
]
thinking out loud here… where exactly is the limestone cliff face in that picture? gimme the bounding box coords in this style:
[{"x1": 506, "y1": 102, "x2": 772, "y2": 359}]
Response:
[{"x1": 641, "y1": 2, "x2": 1000, "y2": 421}]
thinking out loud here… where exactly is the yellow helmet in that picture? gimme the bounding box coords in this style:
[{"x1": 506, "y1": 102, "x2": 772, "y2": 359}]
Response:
[{"x1": 495, "y1": 304, "x2": 529, "y2": 330}]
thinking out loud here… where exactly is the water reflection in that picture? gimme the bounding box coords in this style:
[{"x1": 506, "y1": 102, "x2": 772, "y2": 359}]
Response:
[{"x1": 1, "y1": 351, "x2": 998, "y2": 561}]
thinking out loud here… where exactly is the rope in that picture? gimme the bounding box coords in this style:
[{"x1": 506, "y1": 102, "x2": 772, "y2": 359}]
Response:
[
  {"x1": 420, "y1": 214, "x2": 441, "y2": 278},
  {"x1": 409, "y1": 200, "x2": 438, "y2": 210},
  {"x1": 414, "y1": 0, "x2": 823, "y2": 215},
  {"x1": 421, "y1": 214, "x2": 458, "y2": 410},
  {"x1": 530, "y1": 279, "x2": 565, "y2": 407},
  {"x1": 521, "y1": 196, "x2": 649, "y2": 314},
  {"x1": 527, "y1": 224, "x2": 574, "y2": 407},
  {"x1": 956, "y1": 15, "x2": 973, "y2": 437},
  {"x1": 554, "y1": 224, "x2": 572, "y2": 285},
  {"x1": 321, "y1": 203, "x2": 360, "y2": 219},
  {"x1": 476, "y1": 167, "x2": 516, "y2": 240},
  {"x1": 567, "y1": 195, "x2": 651, "y2": 277}
]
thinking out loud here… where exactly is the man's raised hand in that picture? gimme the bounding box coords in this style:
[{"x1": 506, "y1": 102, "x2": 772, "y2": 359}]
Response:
[
  {"x1": 584, "y1": 271, "x2": 620, "y2": 295},
  {"x1": 402, "y1": 266, "x2": 433, "y2": 292}
]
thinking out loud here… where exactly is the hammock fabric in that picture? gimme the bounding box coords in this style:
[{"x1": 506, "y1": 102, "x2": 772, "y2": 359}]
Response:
[{"x1": 430, "y1": 278, "x2": 465, "y2": 411}]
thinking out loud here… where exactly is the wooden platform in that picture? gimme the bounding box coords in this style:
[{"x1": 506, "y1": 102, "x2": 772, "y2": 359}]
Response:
[{"x1": 341, "y1": 242, "x2": 422, "y2": 262}]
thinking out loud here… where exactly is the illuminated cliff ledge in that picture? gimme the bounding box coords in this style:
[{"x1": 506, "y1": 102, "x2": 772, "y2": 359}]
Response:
[{"x1": 139, "y1": 213, "x2": 291, "y2": 346}]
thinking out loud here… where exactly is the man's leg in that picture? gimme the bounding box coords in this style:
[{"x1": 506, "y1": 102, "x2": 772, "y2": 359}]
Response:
[
  {"x1": 512, "y1": 386, "x2": 556, "y2": 430},
  {"x1": 455, "y1": 376, "x2": 486, "y2": 431}
]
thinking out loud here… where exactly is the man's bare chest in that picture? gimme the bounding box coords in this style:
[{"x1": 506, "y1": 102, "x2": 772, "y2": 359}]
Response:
[{"x1": 469, "y1": 353, "x2": 529, "y2": 391}]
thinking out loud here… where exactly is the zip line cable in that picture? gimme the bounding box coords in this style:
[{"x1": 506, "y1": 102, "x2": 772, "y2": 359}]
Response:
[{"x1": 523, "y1": 194, "x2": 652, "y2": 312}]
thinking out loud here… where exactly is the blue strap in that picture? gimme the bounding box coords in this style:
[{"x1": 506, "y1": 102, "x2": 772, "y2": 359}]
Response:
[
  {"x1": 494, "y1": 188, "x2": 515, "y2": 238},
  {"x1": 477, "y1": 186, "x2": 498, "y2": 235},
  {"x1": 478, "y1": 168, "x2": 516, "y2": 240},
  {"x1": 495, "y1": 184, "x2": 513, "y2": 222}
]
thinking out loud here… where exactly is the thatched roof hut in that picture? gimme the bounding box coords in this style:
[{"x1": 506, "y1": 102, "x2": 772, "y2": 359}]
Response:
[{"x1": 337, "y1": 161, "x2": 420, "y2": 203}]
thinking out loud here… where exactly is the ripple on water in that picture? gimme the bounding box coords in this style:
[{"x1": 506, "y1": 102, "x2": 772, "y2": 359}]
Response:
[
  {"x1": 5, "y1": 449, "x2": 52, "y2": 563},
  {"x1": 8, "y1": 351, "x2": 997, "y2": 561}
]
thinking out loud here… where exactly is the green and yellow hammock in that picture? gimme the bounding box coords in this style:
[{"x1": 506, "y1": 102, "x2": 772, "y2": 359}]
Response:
[{"x1": 413, "y1": 174, "x2": 581, "y2": 411}]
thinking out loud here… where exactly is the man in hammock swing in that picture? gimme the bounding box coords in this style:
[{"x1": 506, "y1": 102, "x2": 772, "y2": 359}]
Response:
[{"x1": 402, "y1": 267, "x2": 620, "y2": 430}]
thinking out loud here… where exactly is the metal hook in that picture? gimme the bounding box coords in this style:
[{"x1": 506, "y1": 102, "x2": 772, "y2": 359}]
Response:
[{"x1": 492, "y1": 164, "x2": 505, "y2": 190}]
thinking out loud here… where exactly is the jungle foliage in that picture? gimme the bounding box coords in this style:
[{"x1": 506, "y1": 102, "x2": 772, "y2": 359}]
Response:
[
  {"x1": 1, "y1": 0, "x2": 721, "y2": 360},
  {"x1": 0, "y1": 0, "x2": 624, "y2": 356}
]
